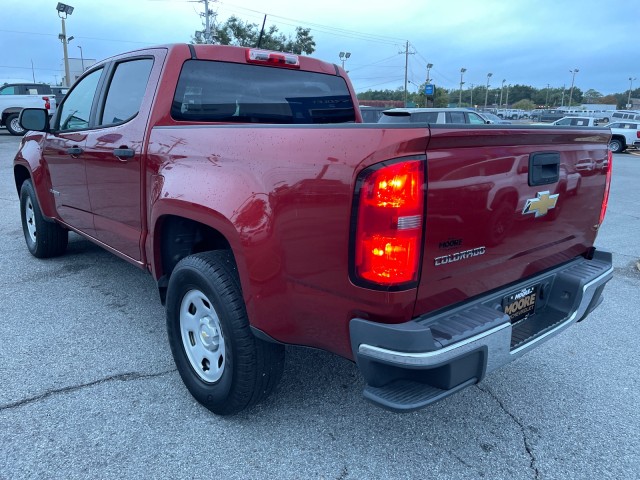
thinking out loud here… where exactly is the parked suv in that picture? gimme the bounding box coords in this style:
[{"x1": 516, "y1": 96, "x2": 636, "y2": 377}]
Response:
[
  {"x1": 0, "y1": 83, "x2": 56, "y2": 135},
  {"x1": 378, "y1": 107, "x2": 489, "y2": 124},
  {"x1": 605, "y1": 121, "x2": 640, "y2": 153}
]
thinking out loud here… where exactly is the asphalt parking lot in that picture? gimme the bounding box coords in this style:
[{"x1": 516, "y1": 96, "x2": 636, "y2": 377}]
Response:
[{"x1": 1, "y1": 129, "x2": 639, "y2": 479}]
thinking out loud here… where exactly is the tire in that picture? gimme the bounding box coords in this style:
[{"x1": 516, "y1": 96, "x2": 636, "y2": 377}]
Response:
[
  {"x1": 166, "y1": 251, "x2": 285, "y2": 415},
  {"x1": 603, "y1": 117, "x2": 609, "y2": 123},
  {"x1": 608, "y1": 138, "x2": 624, "y2": 153},
  {"x1": 19, "y1": 180, "x2": 68, "y2": 258},
  {"x1": 6, "y1": 113, "x2": 26, "y2": 136}
]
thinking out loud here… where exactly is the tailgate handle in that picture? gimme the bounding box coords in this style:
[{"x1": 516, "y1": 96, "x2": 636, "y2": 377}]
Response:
[{"x1": 529, "y1": 152, "x2": 560, "y2": 186}]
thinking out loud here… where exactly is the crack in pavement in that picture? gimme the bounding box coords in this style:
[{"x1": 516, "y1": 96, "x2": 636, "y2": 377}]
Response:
[
  {"x1": 0, "y1": 369, "x2": 177, "y2": 411},
  {"x1": 476, "y1": 384, "x2": 540, "y2": 480}
]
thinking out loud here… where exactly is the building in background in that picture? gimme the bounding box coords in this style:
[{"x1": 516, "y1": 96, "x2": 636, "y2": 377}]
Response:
[{"x1": 61, "y1": 57, "x2": 96, "y2": 86}]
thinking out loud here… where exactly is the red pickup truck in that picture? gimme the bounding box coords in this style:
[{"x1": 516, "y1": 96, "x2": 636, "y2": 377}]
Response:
[{"x1": 14, "y1": 44, "x2": 613, "y2": 415}]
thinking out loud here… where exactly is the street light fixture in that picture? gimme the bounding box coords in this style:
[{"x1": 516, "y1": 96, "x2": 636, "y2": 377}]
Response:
[
  {"x1": 628, "y1": 77, "x2": 637, "y2": 108},
  {"x1": 568, "y1": 68, "x2": 579, "y2": 107},
  {"x1": 56, "y1": 3, "x2": 75, "y2": 87},
  {"x1": 459, "y1": 68, "x2": 467, "y2": 106},
  {"x1": 484, "y1": 72, "x2": 492, "y2": 109},
  {"x1": 338, "y1": 51, "x2": 351, "y2": 70}
]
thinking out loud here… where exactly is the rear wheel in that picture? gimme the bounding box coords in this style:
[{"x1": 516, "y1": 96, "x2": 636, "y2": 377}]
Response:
[
  {"x1": 6, "y1": 113, "x2": 26, "y2": 136},
  {"x1": 166, "y1": 251, "x2": 284, "y2": 415},
  {"x1": 20, "y1": 180, "x2": 68, "y2": 258},
  {"x1": 608, "y1": 138, "x2": 624, "y2": 153}
]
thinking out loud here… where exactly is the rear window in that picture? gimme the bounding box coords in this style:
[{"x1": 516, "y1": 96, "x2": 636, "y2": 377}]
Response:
[{"x1": 171, "y1": 60, "x2": 355, "y2": 124}]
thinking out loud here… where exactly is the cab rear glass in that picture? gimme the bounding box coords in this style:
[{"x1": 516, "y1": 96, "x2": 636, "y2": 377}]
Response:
[{"x1": 171, "y1": 60, "x2": 356, "y2": 124}]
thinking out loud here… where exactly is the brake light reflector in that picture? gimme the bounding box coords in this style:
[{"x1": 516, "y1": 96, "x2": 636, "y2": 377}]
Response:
[
  {"x1": 598, "y1": 150, "x2": 612, "y2": 226},
  {"x1": 42, "y1": 96, "x2": 50, "y2": 110},
  {"x1": 352, "y1": 159, "x2": 425, "y2": 287},
  {"x1": 246, "y1": 49, "x2": 300, "y2": 68}
]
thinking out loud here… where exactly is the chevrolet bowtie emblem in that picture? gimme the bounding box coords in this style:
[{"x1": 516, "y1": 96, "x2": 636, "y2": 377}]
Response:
[{"x1": 522, "y1": 191, "x2": 559, "y2": 218}]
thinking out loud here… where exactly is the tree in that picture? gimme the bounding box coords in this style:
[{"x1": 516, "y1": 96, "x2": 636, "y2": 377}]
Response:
[
  {"x1": 194, "y1": 15, "x2": 316, "y2": 55},
  {"x1": 512, "y1": 99, "x2": 536, "y2": 110}
]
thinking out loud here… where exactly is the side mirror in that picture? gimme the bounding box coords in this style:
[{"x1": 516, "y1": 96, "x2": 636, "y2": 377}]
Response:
[{"x1": 19, "y1": 108, "x2": 50, "y2": 133}]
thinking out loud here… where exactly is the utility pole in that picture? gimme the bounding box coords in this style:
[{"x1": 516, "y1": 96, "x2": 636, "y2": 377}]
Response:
[
  {"x1": 400, "y1": 41, "x2": 414, "y2": 107},
  {"x1": 469, "y1": 83, "x2": 475, "y2": 106},
  {"x1": 545, "y1": 83, "x2": 551, "y2": 107},
  {"x1": 204, "y1": 0, "x2": 211, "y2": 43},
  {"x1": 505, "y1": 84, "x2": 510, "y2": 107},
  {"x1": 499, "y1": 79, "x2": 506, "y2": 107},
  {"x1": 561, "y1": 84, "x2": 566, "y2": 107},
  {"x1": 31, "y1": 60, "x2": 36, "y2": 83}
]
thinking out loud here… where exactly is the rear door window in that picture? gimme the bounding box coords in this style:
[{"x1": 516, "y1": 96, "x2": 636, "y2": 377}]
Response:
[
  {"x1": 100, "y1": 58, "x2": 153, "y2": 126},
  {"x1": 172, "y1": 60, "x2": 355, "y2": 124},
  {"x1": 447, "y1": 111, "x2": 466, "y2": 123}
]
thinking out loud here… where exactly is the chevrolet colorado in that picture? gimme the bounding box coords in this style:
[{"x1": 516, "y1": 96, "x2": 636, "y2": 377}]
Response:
[{"x1": 14, "y1": 44, "x2": 613, "y2": 415}]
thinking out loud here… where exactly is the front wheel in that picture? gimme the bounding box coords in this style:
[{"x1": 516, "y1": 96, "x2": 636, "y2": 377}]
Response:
[
  {"x1": 608, "y1": 138, "x2": 624, "y2": 153},
  {"x1": 6, "y1": 113, "x2": 26, "y2": 136},
  {"x1": 166, "y1": 251, "x2": 284, "y2": 415},
  {"x1": 20, "y1": 180, "x2": 68, "y2": 258}
]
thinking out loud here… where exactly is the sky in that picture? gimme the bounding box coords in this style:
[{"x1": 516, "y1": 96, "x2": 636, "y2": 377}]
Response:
[{"x1": 1, "y1": 0, "x2": 638, "y2": 97}]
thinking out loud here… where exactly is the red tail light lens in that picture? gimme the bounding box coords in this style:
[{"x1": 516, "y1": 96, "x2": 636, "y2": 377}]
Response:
[
  {"x1": 598, "y1": 150, "x2": 612, "y2": 226},
  {"x1": 42, "y1": 96, "x2": 51, "y2": 110},
  {"x1": 352, "y1": 158, "x2": 425, "y2": 287}
]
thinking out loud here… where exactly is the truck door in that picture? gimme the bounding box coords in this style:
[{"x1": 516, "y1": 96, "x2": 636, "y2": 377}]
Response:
[
  {"x1": 82, "y1": 56, "x2": 157, "y2": 262},
  {"x1": 44, "y1": 67, "x2": 104, "y2": 235}
]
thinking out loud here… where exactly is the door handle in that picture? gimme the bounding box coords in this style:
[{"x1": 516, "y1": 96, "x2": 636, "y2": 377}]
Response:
[
  {"x1": 113, "y1": 148, "x2": 135, "y2": 160},
  {"x1": 66, "y1": 147, "x2": 83, "y2": 156}
]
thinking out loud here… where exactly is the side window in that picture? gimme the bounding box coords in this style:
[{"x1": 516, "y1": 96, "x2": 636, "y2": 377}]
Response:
[
  {"x1": 58, "y1": 68, "x2": 103, "y2": 131},
  {"x1": 447, "y1": 111, "x2": 466, "y2": 123},
  {"x1": 100, "y1": 58, "x2": 153, "y2": 126},
  {"x1": 0, "y1": 86, "x2": 16, "y2": 95},
  {"x1": 467, "y1": 113, "x2": 485, "y2": 124}
]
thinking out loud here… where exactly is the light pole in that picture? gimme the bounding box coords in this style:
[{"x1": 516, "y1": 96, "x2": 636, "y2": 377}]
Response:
[
  {"x1": 568, "y1": 68, "x2": 579, "y2": 107},
  {"x1": 459, "y1": 68, "x2": 466, "y2": 106},
  {"x1": 56, "y1": 2, "x2": 74, "y2": 87},
  {"x1": 78, "y1": 45, "x2": 85, "y2": 72},
  {"x1": 469, "y1": 84, "x2": 475, "y2": 106},
  {"x1": 484, "y1": 72, "x2": 492, "y2": 109},
  {"x1": 499, "y1": 79, "x2": 506, "y2": 107},
  {"x1": 338, "y1": 51, "x2": 351, "y2": 70},
  {"x1": 505, "y1": 84, "x2": 511, "y2": 107},
  {"x1": 425, "y1": 63, "x2": 433, "y2": 84},
  {"x1": 628, "y1": 77, "x2": 637, "y2": 108}
]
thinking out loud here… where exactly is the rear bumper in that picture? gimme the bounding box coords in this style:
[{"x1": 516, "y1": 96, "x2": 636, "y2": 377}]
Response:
[{"x1": 350, "y1": 250, "x2": 613, "y2": 412}]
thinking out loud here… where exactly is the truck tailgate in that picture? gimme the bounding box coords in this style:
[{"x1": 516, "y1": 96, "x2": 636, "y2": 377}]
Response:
[{"x1": 414, "y1": 125, "x2": 610, "y2": 316}]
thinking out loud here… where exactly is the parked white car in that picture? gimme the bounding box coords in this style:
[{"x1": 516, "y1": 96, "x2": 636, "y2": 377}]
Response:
[
  {"x1": 551, "y1": 117, "x2": 600, "y2": 127},
  {"x1": 604, "y1": 121, "x2": 640, "y2": 153},
  {"x1": 0, "y1": 83, "x2": 57, "y2": 135}
]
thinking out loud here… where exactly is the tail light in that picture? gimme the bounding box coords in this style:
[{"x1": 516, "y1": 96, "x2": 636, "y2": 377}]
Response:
[
  {"x1": 351, "y1": 158, "x2": 425, "y2": 288},
  {"x1": 42, "y1": 96, "x2": 51, "y2": 110},
  {"x1": 598, "y1": 150, "x2": 613, "y2": 226}
]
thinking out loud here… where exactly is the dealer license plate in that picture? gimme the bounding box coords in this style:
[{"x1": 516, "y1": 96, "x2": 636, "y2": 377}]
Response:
[{"x1": 502, "y1": 284, "x2": 539, "y2": 324}]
